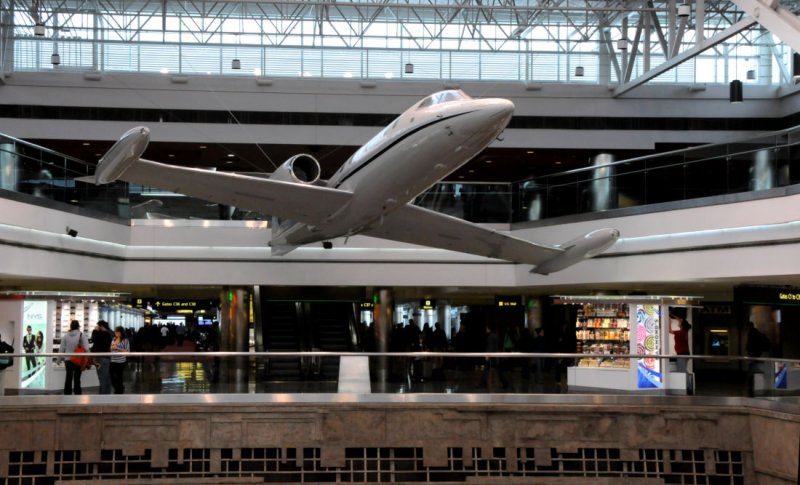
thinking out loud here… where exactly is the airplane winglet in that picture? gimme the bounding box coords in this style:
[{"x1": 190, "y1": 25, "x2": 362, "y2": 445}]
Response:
[
  {"x1": 531, "y1": 228, "x2": 620, "y2": 275},
  {"x1": 85, "y1": 126, "x2": 151, "y2": 185}
]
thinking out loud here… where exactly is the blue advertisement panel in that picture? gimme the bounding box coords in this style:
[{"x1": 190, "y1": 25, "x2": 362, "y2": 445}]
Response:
[
  {"x1": 774, "y1": 362, "x2": 787, "y2": 389},
  {"x1": 20, "y1": 300, "x2": 48, "y2": 389},
  {"x1": 636, "y1": 304, "x2": 663, "y2": 389}
]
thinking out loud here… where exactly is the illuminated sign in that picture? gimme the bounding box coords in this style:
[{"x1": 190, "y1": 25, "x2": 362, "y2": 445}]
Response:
[
  {"x1": 495, "y1": 295, "x2": 522, "y2": 308},
  {"x1": 360, "y1": 302, "x2": 374, "y2": 309},
  {"x1": 133, "y1": 298, "x2": 219, "y2": 312},
  {"x1": 420, "y1": 299, "x2": 436, "y2": 310},
  {"x1": 735, "y1": 285, "x2": 800, "y2": 306}
]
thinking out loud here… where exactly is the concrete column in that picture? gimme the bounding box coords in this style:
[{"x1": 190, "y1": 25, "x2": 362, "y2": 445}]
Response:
[
  {"x1": 520, "y1": 181, "x2": 542, "y2": 221},
  {"x1": 751, "y1": 149, "x2": 776, "y2": 191},
  {"x1": 757, "y1": 28, "x2": 772, "y2": 85},
  {"x1": 220, "y1": 287, "x2": 250, "y2": 391},
  {"x1": 374, "y1": 288, "x2": 394, "y2": 386},
  {"x1": 598, "y1": 29, "x2": 611, "y2": 84},
  {"x1": 0, "y1": 143, "x2": 18, "y2": 191},
  {"x1": 591, "y1": 153, "x2": 617, "y2": 211}
]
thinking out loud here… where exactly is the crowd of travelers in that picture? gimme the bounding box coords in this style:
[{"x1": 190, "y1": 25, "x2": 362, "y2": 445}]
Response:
[{"x1": 357, "y1": 318, "x2": 569, "y2": 389}]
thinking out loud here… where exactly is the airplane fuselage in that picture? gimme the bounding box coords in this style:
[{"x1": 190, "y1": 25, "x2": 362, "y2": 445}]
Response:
[{"x1": 271, "y1": 90, "x2": 514, "y2": 247}]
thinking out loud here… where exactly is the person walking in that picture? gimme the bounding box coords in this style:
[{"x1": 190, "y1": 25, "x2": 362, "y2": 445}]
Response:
[
  {"x1": 60, "y1": 320, "x2": 89, "y2": 395},
  {"x1": 91, "y1": 320, "x2": 113, "y2": 394},
  {"x1": 110, "y1": 326, "x2": 130, "y2": 394}
]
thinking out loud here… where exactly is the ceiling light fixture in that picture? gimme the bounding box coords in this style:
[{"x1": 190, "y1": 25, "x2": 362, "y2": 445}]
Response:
[{"x1": 729, "y1": 79, "x2": 743, "y2": 103}]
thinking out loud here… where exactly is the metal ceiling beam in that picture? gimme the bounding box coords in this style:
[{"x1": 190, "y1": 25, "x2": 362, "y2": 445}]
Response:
[
  {"x1": 729, "y1": 0, "x2": 800, "y2": 54},
  {"x1": 613, "y1": 16, "x2": 756, "y2": 97}
]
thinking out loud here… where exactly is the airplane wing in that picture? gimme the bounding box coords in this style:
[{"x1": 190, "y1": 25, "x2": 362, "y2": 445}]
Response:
[
  {"x1": 117, "y1": 159, "x2": 352, "y2": 225},
  {"x1": 362, "y1": 203, "x2": 564, "y2": 266}
]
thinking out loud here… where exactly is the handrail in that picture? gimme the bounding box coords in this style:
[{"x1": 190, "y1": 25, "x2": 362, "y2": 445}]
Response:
[
  {"x1": 517, "y1": 124, "x2": 800, "y2": 184},
  {"x1": 0, "y1": 132, "x2": 96, "y2": 168},
  {"x1": 10, "y1": 351, "x2": 798, "y2": 365}
]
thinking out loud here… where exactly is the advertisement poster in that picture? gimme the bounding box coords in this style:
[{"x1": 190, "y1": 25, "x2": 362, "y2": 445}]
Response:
[
  {"x1": 21, "y1": 300, "x2": 48, "y2": 389},
  {"x1": 636, "y1": 304, "x2": 663, "y2": 389},
  {"x1": 775, "y1": 362, "x2": 787, "y2": 389}
]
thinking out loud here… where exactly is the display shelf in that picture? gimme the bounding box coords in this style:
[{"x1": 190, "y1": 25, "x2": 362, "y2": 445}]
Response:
[{"x1": 576, "y1": 303, "x2": 630, "y2": 369}]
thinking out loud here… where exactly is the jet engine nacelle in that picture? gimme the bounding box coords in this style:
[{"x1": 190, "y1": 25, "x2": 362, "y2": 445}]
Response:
[{"x1": 269, "y1": 154, "x2": 321, "y2": 185}]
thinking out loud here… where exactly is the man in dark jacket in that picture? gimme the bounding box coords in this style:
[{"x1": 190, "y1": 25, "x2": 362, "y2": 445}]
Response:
[{"x1": 91, "y1": 320, "x2": 113, "y2": 394}]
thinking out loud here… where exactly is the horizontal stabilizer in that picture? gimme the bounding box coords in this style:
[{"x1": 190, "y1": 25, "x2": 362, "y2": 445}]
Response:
[{"x1": 74, "y1": 176, "x2": 95, "y2": 184}]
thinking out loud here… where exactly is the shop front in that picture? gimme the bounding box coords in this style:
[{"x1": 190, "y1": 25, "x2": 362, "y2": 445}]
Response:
[
  {"x1": 554, "y1": 295, "x2": 701, "y2": 393},
  {"x1": 0, "y1": 292, "x2": 134, "y2": 394}
]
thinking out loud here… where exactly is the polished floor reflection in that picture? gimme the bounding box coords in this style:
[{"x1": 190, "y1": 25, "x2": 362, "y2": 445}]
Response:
[{"x1": 2, "y1": 341, "x2": 763, "y2": 397}]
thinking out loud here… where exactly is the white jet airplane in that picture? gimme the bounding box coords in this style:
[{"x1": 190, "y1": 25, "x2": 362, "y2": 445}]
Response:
[{"x1": 80, "y1": 89, "x2": 618, "y2": 274}]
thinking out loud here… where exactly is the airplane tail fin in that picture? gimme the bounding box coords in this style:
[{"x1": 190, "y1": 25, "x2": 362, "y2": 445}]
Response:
[
  {"x1": 75, "y1": 126, "x2": 150, "y2": 185},
  {"x1": 269, "y1": 242, "x2": 299, "y2": 256},
  {"x1": 269, "y1": 215, "x2": 300, "y2": 256}
]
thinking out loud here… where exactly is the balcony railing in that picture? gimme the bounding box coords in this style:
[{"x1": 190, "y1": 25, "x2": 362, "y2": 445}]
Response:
[
  {"x1": 2, "y1": 124, "x2": 800, "y2": 223},
  {"x1": 1, "y1": 351, "x2": 798, "y2": 398}
]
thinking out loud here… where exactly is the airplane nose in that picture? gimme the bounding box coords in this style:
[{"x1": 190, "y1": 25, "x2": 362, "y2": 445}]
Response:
[{"x1": 487, "y1": 99, "x2": 515, "y2": 120}]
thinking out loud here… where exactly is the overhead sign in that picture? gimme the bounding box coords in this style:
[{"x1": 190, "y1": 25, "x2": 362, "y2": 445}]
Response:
[
  {"x1": 734, "y1": 285, "x2": 800, "y2": 306},
  {"x1": 360, "y1": 302, "x2": 374, "y2": 310},
  {"x1": 133, "y1": 298, "x2": 219, "y2": 313},
  {"x1": 495, "y1": 295, "x2": 522, "y2": 308},
  {"x1": 420, "y1": 299, "x2": 436, "y2": 310}
]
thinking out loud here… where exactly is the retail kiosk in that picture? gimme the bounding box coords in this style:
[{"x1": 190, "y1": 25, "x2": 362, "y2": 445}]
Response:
[{"x1": 555, "y1": 295, "x2": 701, "y2": 393}]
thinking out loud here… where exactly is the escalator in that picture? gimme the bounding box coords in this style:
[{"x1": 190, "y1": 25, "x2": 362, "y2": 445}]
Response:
[
  {"x1": 262, "y1": 301, "x2": 303, "y2": 380},
  {"x1": 257, "y1": 296, "x2": 357, "y2": 382},
  {"x1": 308, "y1": 302, "x2": 357, "y2": 379}
]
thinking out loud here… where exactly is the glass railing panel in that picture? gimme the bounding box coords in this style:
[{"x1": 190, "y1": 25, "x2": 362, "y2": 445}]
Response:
[
  {"x1": 413, "y1": 183, "x2": 514, "y2": 223},
  {"x1": 0, "y1": 134, "x2": 128, "y2": 218},
  {"x1": 5, "y1": 125, "x2": 800, "y2": 224},
  {"x1": 515, "y1": 125, "x2": 800, "y2": 222},
  {"x1": 5, "y1": 351, "x2": 798, "y2": 399}
]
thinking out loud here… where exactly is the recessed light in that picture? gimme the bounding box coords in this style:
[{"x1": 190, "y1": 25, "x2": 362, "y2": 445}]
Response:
[
  {"x1": 555, "y1": 161, "x2": 562, "y2": 165},
  {"x1": 485, "y1": 160, "x2": 493, "y2": 164},
  {"x1": 168, "y1": 154, "x2": 175, "y2": 157},
  {"x1": 227, "y1": 154, "x2": 235, "y2": 158},
  {"x1": 199, "y1": 145, "x2": 207, "y2": 149},
  {"x1": 458, "y1": 175, "x2": 465, "y2": 179},
  {"x1": 526, "y1": 150, "x2": 535, "y2": 154},
  {"x1": 69, "y1": 199, "x2": 79, "y2": 203},
  {"x1": 468, "y1": 169, "x2": 475, "y2": 173},
  {"x1": 95, "y1": 153, "x2": 101, "y2": 157},
  {"x1": 82, "y1": 142, "x2": 90, "y2": 146},
  {"x1": 225, "y1": 160, "x2": 233, "y2": 164}
]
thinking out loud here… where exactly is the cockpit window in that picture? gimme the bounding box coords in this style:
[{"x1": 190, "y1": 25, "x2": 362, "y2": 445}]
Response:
[{"x1": 417, "y1": 90, "x2": 471, "y2": 109}]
